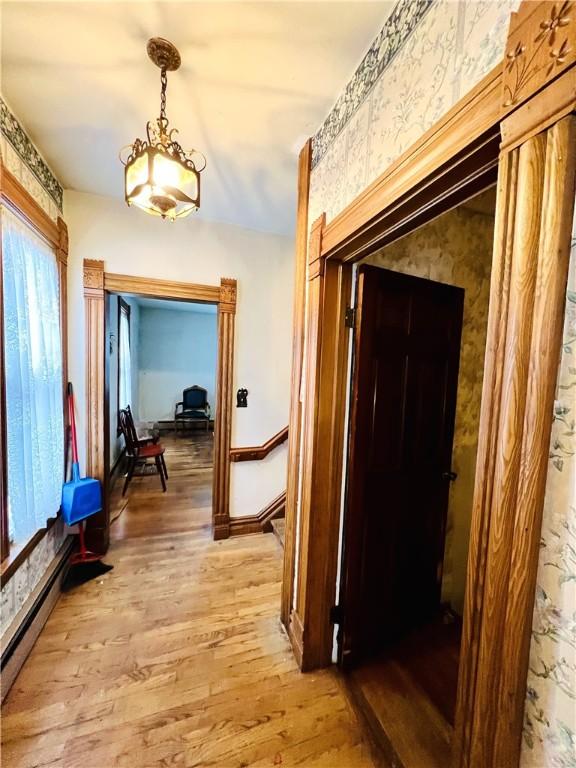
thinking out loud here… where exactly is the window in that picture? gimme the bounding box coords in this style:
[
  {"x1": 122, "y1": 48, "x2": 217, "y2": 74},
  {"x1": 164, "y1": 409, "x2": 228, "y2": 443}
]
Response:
[
  {"x1": 2, "y1": 207, "x2": 64, "y2": 546},
  {"x1": 118, "y1": 298, "x2": 132, "y2": 411}
]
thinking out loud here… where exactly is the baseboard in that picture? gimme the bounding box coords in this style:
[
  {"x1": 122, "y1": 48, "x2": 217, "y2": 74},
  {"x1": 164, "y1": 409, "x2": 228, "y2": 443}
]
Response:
[
  {"x1": 156, "y1": 420, "x2": 214, "y2": 433},
  {"x1": 1, "y1": 536, "x2": 74, "y2": 701},
  {"x1": 110, "y1": 447, "x2": 126, "y2": 477},
  {"x1": 229, "y1": 491, "x2": 286, "y2": 537},
  {"x1": 109, "y1": 447, "x2": 126, "y2": 492}
]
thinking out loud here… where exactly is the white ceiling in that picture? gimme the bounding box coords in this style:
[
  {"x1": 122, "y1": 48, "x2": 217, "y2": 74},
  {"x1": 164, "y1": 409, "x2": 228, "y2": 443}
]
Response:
[
  {"x1": 134, "y1": 297, "x2": 217, "y2": 313},
  {"x1": 1, "y1": 1, "x2": 391, "y2": 235}
]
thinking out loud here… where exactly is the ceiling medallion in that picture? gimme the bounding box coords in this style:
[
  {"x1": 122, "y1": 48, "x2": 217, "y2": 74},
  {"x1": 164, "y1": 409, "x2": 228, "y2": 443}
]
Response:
[{"x1": 120, "y1": 38, "x2": 206, "y2": 221}]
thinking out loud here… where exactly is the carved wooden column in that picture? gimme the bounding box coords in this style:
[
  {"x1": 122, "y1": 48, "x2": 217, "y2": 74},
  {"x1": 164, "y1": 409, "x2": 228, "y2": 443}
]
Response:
[
  {"x1": 289, "y1": 215, "x2": 352, "y2": 670},
  {"x1": 83, "y1": 258, "x2": 108, "y2": 554},
  {"x1": 213, "y1": 278, "x2": 236, "y2": 540},
  {"x1": 455, "y1": 4, "x2": 576, "y2": 766}
]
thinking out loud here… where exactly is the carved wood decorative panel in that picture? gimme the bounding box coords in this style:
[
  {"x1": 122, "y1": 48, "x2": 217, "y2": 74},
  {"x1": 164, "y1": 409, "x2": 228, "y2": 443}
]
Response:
[{"x1": 503, "y1": 1, "x2": 575, "y2": 111}]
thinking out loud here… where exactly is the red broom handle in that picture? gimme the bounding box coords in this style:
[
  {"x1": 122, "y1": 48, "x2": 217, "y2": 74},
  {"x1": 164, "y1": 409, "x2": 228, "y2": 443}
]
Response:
[{"x1": 67, "y1": 382, "x2": 79, "y2": 464}]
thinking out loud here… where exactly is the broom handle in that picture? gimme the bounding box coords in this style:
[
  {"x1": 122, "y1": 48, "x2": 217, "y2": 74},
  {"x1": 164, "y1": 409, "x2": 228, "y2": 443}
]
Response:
[{"x1": 67, "y1": 382, "x2": 79, "y2": 464}]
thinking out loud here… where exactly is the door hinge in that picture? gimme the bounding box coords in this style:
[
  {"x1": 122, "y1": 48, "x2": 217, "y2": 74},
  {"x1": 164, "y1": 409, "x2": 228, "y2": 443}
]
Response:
[
  {"x1": 344, "y1": 307, "x2": 356, "y2": 329},
  {"x1": 330, "y1": 604, "x2": 344, "y2": 625}
]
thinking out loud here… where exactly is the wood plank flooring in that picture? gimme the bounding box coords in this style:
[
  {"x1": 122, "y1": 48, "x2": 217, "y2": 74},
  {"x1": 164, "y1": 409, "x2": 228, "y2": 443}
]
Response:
[
  {"x1": 348, "y1": 618, "x2": 461, "y2": 768},
  {"x1": 2, "y1": 434, "x2": 374, "y2": 768}
]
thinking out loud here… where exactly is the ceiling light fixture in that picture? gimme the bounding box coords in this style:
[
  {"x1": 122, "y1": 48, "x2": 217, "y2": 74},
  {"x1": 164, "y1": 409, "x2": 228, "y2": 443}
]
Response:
[{"x1": 120, "y1": 38, "x2": 206, "y2": 221}]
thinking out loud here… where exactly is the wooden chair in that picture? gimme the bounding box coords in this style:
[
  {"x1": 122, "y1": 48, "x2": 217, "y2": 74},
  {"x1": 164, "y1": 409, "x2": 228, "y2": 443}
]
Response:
[
  {"x1": 174, "y1": 385, "x2": 211, "y2": 433},
  {"x1": 119, "y1": 408, "x2": 168, "y2": 496}
]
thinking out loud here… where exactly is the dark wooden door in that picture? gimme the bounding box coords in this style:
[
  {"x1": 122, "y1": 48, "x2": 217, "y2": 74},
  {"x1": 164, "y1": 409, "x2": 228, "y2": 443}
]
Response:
[{"x1": 338, "y1": 265, "x2": 464, "y2": 668}]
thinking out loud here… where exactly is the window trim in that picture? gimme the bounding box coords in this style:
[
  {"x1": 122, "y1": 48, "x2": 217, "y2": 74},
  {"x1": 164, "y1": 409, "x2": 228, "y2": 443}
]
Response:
[
  {"x1": 116, "y1": 296, "x2": 131, "y2": 434},
  {"x1": 0, "y1": 163, "x2": 68, "y2": 567}
]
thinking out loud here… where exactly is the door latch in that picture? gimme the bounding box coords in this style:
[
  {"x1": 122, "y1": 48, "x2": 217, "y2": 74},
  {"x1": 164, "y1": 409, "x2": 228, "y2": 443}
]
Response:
[{"x1": 344, "y1": 307, "x2": 356, "y2": 329}]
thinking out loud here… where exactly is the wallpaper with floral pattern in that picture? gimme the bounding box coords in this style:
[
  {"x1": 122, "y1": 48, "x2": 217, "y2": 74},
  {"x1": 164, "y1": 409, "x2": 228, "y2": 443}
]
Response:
[
  {"x1": 0, "y1": 96, "x2": 63, "y2": 220},
  {"x1": 362, "y1": 194, "x2": 495, "y2": 614},
  {"x1": 309, "y1": 0, "x2": 520, "y2": 225},
  {"x1": 521, "y1": 212, "x2": 576, "y2": 768}
]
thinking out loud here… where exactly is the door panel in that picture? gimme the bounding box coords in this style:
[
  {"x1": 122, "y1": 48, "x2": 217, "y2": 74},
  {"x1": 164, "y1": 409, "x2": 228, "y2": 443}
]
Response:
[{"x1": 339, "y1": 265, "x2": 463, "y2": 667}]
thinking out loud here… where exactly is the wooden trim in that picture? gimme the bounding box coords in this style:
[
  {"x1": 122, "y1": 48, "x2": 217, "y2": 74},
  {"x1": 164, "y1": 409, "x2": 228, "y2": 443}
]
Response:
[
  {"x1": 290, "y1": 216, "x2": 353, "y2": 671},
  {"x1": 213, "y1": 278, "x2": 236, "y2": 540},
  {"x1": 496, "y1": 115, "x2": 576, "y2": 764},
  {"x1": 290, "y1": 6, "x2": 576, "y2": 768},
  {"x1": 229, "y1": 491, "x2": 286, "y2": 536},
  {"x1": 104, "y1": 272, "x2": 221, "y2": 304},
  {"x1": 0, "y1": 164, "x2": 60, "y2": 248},
  {"x1": 457, "y1": 113, "x2": 576, "y2": 768},
  {"x1": 501, "y1": 0, "x2": 576, "y2": 116},
  {"x1": 500, "y1": 66, "x2": 576, "y2": 153},
  {"x1": 83, "y1": 260, "x2": 108, "y2": 553},
  {"x1": 281, "y1": 139, "x2": 312, "y2": 628},
  {"x1": 85, "y1": 268, "x2": 236, "y2": 548},
  {"x1": 57, "y1": 218, "x2": 69, "y2": 448},
  {"x1": 230, "y1": 426, "x2": 288, "y2": 462}
]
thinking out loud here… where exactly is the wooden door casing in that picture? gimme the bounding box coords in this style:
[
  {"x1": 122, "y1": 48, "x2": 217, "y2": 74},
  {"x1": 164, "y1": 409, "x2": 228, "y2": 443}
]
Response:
[
  {"x1": 287, "y1": 6, "x2": 576, "y2": 767},
  {"x1": 339, "y1": 266, "x2": 463, "y2": 667}
]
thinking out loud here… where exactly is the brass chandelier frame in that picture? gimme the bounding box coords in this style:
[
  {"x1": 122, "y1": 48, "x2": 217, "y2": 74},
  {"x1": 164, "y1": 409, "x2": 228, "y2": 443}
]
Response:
[{"x1": 120, "y1": 38, "x2": 206, "y2": 217}]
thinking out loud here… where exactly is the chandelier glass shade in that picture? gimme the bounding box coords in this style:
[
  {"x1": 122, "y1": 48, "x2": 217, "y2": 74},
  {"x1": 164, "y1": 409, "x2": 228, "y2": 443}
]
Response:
[{"x1": 121, "y1": 39, "x2": 206, "y2": 221}]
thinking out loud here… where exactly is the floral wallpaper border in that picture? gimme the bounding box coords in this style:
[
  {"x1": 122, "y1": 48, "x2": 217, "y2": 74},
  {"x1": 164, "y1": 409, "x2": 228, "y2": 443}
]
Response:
[
  {"x1": 311, "y1": 0, "x2": 436, "y2": 169},
  {"x1": 0, "y1": 97, "x2": 63, "y2": 211}
]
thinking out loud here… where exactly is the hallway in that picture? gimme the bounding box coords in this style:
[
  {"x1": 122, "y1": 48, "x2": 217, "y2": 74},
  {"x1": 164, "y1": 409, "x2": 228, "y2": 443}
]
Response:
[{"x1": 1, "y1": 435, "x2": 374, "y2": 768}]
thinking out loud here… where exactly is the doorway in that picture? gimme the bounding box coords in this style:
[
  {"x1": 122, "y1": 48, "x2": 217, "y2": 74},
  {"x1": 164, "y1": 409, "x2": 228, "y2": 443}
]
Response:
[
  {"x1": 338, "y1": 188, "x2": 496, "y2": 767},
  {"x1": 82, "y1": 265, "x2": 237, "y2": 552},
  {"x1": 106, "y1": 294, "x2": 218, "y2": 534}
]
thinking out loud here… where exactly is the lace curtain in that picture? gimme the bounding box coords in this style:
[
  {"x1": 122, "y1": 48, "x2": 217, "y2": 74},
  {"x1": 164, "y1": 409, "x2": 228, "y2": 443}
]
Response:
[
  {"x1": 2, "y1": 207, "x2": 64, "y2": 545},
  {"x1": 118, "y1": 303, "x2": 131, "y2": 410}
]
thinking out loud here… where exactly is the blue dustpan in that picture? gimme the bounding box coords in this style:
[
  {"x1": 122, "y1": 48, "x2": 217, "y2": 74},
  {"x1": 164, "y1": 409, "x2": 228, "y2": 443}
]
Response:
[
  {"x1": 62, "y1": 462, "x2": 102, "y2": 526},
  {"x1": 61, "y1": 383, "x2": 102, "y2": 526}
]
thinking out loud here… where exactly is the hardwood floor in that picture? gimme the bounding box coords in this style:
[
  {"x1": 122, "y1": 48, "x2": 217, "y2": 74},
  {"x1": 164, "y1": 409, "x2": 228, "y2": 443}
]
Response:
[
  {"x1": 348, "y1": 618, "x2": 461, "y2": 768},
  {"x1": 2, "y1": 434, "x2": 375, "y2": 768}
]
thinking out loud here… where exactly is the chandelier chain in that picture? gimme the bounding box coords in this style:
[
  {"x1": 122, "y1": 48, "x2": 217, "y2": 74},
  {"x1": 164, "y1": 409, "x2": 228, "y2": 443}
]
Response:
[{"x1": 160, "y1": 67, "x2": 167, "y2": 122}]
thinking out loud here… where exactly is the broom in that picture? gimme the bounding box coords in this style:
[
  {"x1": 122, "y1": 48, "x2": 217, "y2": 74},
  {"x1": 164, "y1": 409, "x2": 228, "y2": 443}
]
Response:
[{"x1": 61, "y1": 383, "x2": 113, "y2": 590}]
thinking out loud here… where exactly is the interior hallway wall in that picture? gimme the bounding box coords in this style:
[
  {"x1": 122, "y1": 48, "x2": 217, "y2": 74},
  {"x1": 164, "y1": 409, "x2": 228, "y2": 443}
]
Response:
[
  {"x1": 138, "y1": 306, "x2": 217, "y2": 423},
  {"x1": 65, "y1": 190, "x2": 293, "y2": 519},
  {"x1": 362, "y1": 194, "x2": 495, "y2": 615},
  {"x1": 308, "y1": 0, "x2": 520, "y2": 225}
]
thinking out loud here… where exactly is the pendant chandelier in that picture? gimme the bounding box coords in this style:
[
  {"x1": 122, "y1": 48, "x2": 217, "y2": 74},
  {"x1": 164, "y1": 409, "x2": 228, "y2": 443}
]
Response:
[{"x1": 120, "y1": 38, "x2": 206, "y2": 221}]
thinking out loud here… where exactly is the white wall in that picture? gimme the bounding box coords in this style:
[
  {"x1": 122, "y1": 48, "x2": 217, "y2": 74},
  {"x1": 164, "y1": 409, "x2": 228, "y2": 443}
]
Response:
[
  {"x1": 138, "y1": 306, "x2": 217, "y2": 423},
  {"x1": 65, "y1": 190, "x2": 294, "y2": 518}
]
